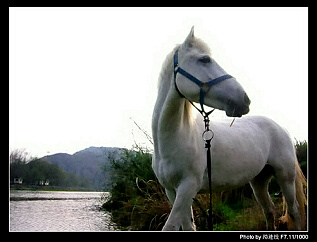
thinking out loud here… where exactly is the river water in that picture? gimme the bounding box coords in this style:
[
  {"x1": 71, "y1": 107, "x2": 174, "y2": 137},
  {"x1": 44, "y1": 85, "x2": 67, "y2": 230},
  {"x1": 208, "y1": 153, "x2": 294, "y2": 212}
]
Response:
[{"x1": 10, "y1": 190, "x2": 118, "y2": 232}]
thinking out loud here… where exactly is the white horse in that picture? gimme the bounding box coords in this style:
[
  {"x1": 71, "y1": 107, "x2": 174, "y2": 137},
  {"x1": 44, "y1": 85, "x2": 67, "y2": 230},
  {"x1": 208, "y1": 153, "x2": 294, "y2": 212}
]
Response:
[{"x1": 152, "y1": 27, "x2": 306, "y2": 231}]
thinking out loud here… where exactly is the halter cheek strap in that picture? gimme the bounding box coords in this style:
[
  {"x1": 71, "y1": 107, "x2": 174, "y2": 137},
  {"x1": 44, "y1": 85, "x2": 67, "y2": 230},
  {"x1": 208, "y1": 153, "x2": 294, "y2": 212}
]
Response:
[{"x1": 173, "y1": 48, "x2": 232, "y2": 116}]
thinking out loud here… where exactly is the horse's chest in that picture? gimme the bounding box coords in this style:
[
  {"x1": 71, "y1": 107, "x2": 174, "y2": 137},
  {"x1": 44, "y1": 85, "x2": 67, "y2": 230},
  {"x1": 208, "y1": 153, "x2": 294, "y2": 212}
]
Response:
[
  {"x1": 154, "y1": 151, "x2": 201, "y2": 190},
  {"x1": 154, "y1": 159, "x2": 184, "y2": 190}
]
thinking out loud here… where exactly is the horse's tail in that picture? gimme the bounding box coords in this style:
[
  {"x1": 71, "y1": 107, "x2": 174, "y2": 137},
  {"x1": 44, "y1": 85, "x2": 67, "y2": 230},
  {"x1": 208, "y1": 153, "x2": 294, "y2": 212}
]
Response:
[{"x1": 280, "y1": 159, "x2": 307, "y2": 230}]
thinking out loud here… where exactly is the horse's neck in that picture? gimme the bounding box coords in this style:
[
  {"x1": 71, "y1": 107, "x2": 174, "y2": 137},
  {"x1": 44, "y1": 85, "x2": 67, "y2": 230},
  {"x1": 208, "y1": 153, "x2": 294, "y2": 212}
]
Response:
[{"x1": 152, "y1": 72, "x2": 196, "y2": 156}]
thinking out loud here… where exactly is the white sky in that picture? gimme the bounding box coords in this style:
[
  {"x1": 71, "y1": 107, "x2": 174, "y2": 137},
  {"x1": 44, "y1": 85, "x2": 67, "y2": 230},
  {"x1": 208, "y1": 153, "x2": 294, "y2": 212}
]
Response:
[{"x1": 9, "y1": 7, "x2": 308, "y2": 158}]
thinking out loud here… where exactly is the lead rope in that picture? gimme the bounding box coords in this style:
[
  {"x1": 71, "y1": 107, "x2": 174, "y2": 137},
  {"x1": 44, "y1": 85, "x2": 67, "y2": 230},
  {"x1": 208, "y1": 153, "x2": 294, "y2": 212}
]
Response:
[
  {"x1": 202, "y1": 114, "x2": 214, "y2": 231},
  {"x1": 181, "y1": 91, "x2": 215, "y2": 231}
]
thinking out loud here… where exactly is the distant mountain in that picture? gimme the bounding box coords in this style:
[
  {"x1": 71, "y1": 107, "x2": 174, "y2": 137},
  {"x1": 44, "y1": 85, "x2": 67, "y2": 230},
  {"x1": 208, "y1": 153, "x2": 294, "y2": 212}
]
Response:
[{"x1": 41, "y1": 146, "x2": 123, "y2": 190}]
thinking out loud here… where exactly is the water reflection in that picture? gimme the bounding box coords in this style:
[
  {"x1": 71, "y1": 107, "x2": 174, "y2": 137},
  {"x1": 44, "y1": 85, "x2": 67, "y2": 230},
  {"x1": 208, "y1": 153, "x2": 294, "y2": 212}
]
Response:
[{"x1": 10, "y1": 190, "x2": 118, "y2": 231}]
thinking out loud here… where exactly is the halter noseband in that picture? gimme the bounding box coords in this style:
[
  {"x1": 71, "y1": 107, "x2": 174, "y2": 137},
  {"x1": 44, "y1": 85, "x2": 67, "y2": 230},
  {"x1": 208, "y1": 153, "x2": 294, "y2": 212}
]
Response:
[{"x1": 173, "y1": 48, "x2": 232, "y2": 117}]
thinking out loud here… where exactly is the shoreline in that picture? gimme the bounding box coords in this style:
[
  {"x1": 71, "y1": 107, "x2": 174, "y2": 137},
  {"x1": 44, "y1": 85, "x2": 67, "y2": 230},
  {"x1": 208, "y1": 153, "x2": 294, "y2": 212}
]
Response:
[{"x1": 10, "y1": 184, "x2": 101, "y2": 192}]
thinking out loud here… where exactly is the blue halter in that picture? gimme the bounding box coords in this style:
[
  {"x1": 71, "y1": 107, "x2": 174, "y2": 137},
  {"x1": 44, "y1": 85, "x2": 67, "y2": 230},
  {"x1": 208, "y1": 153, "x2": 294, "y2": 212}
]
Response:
[{"x1": 173, "y1": 48, "x2": 232, "y2": 116}]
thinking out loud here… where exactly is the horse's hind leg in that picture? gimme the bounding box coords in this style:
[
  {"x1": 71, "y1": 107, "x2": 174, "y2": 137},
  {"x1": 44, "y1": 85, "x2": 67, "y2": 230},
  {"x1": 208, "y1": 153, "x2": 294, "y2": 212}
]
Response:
[
  {"x1": 250, "y1": 165, "x2": 275, "y2": 230},
  {"x1": 275, "y1": 171, "x2": 301, "y2": 230}
]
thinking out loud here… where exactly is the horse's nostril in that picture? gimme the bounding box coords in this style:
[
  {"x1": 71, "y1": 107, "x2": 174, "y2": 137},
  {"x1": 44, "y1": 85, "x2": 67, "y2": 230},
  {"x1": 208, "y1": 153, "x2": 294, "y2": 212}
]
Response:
[
  {"x1": 244, "y1": 93, "x2": 251, "y2": 105},
  {"x1": 227, "y1": 100, "x2": 233, "y2": 106}
]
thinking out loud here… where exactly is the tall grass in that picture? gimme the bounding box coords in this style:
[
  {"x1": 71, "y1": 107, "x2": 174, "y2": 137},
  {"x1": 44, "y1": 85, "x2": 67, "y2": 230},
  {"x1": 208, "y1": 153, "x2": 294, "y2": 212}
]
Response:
[{"x1": 102, "y1": 146, "x2": 170, "y2": 230}]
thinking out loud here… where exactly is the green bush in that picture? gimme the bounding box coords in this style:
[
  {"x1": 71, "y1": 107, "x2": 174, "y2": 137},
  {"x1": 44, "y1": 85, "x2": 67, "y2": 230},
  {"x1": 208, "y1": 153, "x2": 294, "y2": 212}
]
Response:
[
  {"x1": 295, "y1": 139, "x2": 307, "y2": 178},
  {"x1": 102, "y1": 146, "x2": 170, "y2": 230}
]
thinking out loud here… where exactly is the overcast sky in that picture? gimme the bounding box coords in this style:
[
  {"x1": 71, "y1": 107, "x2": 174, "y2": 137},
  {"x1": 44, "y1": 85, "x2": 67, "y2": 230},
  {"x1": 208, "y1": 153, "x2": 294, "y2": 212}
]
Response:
[{"x1": 9, "y1": 7, "x2": 308, "y2": 158}]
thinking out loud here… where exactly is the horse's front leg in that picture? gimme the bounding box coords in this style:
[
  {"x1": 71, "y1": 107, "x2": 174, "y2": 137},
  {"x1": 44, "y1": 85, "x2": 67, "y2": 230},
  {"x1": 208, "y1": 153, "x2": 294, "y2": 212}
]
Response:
[{"x1": 163, "y1": 179, "x2": 198, "y2": 231}]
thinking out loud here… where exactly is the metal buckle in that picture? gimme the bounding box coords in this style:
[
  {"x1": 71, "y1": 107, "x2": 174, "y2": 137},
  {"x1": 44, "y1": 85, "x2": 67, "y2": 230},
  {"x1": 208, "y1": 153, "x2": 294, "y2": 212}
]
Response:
[{"x1": 202, "y1": 129, "x2": 214, "y2": 142}]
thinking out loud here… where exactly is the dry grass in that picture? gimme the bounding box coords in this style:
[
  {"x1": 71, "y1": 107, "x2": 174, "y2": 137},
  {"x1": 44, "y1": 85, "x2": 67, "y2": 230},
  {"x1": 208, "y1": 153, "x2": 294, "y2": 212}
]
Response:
[{"x1": 104, "y1": 183, "x2": 286, "y2": 231}]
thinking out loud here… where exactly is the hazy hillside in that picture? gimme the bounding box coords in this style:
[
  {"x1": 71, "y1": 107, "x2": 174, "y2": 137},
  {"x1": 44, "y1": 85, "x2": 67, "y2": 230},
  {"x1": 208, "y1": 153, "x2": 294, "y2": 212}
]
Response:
[{"x1": 41, "y1": 146, "x2": 122, "y2": 190}]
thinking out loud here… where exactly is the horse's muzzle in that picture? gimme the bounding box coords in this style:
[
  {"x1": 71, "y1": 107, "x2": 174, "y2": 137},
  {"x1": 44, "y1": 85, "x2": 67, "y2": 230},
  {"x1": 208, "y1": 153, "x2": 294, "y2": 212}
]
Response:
[{"x1": 226, "y1": 93, "x2": 251, "y2": 117}]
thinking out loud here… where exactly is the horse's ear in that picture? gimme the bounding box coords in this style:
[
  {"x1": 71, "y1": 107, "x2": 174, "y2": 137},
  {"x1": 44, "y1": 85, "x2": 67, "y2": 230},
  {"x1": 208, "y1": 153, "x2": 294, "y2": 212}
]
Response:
[{"x1": 183, "y1": 26, "x2": 195, "y2": 48}]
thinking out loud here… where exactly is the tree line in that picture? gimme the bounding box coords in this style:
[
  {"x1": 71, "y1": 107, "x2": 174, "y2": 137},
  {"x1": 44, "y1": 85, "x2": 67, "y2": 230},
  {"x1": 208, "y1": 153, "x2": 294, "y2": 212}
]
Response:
[{"x1": 10, "y1": 149, "x2": 93, "y2": 190}]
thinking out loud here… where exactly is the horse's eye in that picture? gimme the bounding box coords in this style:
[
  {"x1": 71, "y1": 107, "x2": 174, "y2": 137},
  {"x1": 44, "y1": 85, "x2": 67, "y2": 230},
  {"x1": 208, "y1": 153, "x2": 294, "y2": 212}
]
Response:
[{"x1": 199, "y1": 56, "x2": 211, "y2": 64}]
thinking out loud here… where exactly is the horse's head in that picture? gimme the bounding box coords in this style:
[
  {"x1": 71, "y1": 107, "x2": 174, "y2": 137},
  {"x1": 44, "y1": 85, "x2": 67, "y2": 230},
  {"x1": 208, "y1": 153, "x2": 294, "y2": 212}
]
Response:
[{"x1": 175, "y1": 27, "x2": 250, "y2": 117}]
